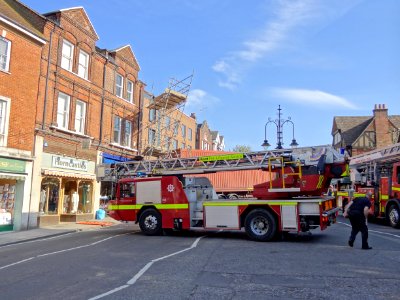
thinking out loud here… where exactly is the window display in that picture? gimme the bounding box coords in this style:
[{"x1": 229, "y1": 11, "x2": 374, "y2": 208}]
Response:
[
  {"x1": 40, "y1": 178, "x2": 60, "y2": 214},
  {"x1": 0, "y1": 180, "x2": 16, "y2": 226}
]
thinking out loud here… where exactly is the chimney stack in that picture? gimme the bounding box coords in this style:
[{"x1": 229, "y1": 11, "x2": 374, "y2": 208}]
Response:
[{"x1": 373, "y1": 104, "x2": 390, "y2": 148}]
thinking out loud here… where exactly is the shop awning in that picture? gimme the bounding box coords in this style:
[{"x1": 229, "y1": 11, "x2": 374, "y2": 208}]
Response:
[
  {"x1": 0, "y1": 173, "x2": 26, "y2": 181},
  {"x1": 42, "y1": 169, "x2": 95, "y2": 180}
]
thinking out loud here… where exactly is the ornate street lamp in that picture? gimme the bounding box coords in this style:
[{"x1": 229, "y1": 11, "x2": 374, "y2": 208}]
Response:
[{"x1": 261, "y1": 105, "x2": 298, "y2": 149}]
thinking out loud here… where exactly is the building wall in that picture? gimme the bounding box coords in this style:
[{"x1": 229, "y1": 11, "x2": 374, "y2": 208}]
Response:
[
  {"x1": 0, "y1": 20, "x2": 43, "y2": 151},
  {"x1": 0, "y1": 15, "x2": 44, "y2": 230}
]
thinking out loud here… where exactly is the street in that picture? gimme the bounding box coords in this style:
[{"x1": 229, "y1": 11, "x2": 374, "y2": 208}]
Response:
[{"x1": 1, "y1": 217, "x2": 400, "y2": 300}]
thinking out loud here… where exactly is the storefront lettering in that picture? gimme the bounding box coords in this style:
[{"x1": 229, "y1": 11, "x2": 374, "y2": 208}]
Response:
[
  {"x1": 52, "y1": 156, "x2": 88, "y2": 171},
  {"x1": 0, "y1": 158, "x2": 26, "y2": 173}
]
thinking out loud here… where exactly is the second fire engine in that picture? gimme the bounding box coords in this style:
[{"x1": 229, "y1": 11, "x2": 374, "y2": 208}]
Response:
[{"x1": 336, "y1": 142, "x2": 400, "y2": 228}]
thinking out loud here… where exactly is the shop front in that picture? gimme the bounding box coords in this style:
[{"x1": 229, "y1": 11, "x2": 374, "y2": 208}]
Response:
[
  {"x1": 38, "y1": 153, "x2": 96, "y2": 226},
  {"x1": 0, "y1": 156, "x2": 30, "y2": 231}
]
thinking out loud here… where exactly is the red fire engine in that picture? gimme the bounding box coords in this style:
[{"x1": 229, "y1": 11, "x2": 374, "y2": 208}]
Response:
[
  {"x1": 336, "y1": 142, "x2": 400, "y2": 228},
  {"x1": 97, "y1": 146, "x2": 348, "y2": 241}
]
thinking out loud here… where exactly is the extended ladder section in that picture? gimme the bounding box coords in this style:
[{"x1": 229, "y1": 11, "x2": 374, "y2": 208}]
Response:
[
  {"x1": 97, "y1": 145, "x2": 345, "y2": 182},
  {"x1": 349, "y1": 142, "x2": 400, "y2": 184},
  {"x1": 350, "y1": 142, "x2": 400, "y2": 168}
]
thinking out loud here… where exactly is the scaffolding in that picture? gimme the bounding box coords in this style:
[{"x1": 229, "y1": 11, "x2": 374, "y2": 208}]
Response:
[{"x1": 141, "y1": 74, "x2": 193, "y2": 158}]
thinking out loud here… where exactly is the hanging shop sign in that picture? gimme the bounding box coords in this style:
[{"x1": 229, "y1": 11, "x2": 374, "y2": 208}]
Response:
[
  {"x1": 52, "y1": 155, "x2": 88, "y2": 172},
  {"x1": 0, "y1": 157, "x2": 26, "y2": 173}
]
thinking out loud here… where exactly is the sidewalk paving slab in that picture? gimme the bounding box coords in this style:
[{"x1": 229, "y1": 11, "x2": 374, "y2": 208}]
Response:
[{"x1": 0, "y1": 217, "x2": 121, "y2": 247}]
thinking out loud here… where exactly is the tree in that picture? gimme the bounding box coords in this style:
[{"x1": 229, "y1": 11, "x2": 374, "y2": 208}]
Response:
[{"x1": 232, "y1": 145, "x2": 252, "y2": 153}]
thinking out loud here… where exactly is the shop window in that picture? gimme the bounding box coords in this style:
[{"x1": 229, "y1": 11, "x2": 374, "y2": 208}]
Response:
[
  {"x1": 78, "y1": 181, "x2": 93, "y2": 213},
  {"x1": 0, "y1": 180, "x2": 16, "y2": 228},
  {"x1": 40, "y1": 178, "x2": 60, "y2": 214}
]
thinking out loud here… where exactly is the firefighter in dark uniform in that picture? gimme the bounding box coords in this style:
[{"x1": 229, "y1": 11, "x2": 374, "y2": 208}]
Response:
[{"x1": 344, "y1": 191, "x2": 373, "y2": 250}]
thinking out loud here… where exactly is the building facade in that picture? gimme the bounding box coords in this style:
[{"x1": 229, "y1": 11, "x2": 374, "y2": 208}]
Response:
[
  {"x1": 332, "y1": 104, "x2": 400, "y2": 156},
  {"x1": 31, "y1": 7, "x2": 144, "y2": 226},
  {"x1": 0, "y1": 0, "x2": 46, "y2": 230}
]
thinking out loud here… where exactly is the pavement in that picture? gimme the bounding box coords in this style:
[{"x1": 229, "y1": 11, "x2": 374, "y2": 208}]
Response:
[{"x1": 0, "y1": 216, "x2": 122, "y2": 247}]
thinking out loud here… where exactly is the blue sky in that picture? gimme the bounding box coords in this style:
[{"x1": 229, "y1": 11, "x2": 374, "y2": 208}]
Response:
[{"x1": 23, "y1": 0, "x2": 400, "y2": 151}]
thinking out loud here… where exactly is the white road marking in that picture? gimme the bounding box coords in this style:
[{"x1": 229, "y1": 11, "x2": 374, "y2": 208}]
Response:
[
  {"x1": 0, "y1": 233, "x2": 129, "y2": 270},
  {"x1": 0, "y1": 232, "x2": 76, "y2": 249},
  {"x1": 338, "y1": 221, "x2": 400, "y2": 238},
  {"x1": 0, "y1": 257, "x2": 35, "y2": 270},
  {"x1": 88, "y1": 236, "x2": 205, "y2": 300}
]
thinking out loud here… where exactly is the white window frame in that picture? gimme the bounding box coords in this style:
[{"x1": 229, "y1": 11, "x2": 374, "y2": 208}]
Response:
[
  {"x1": 0, "y1": 96, "x2": 11, "y2": 147},
  {"x1": 57, "y1": 93, "x2": 70, "y2": 130},
  {"x1": 116, "y1": 74, "x2": 123, "y2": 98},
  {"x1": 148, "y1": 128, "x2": 156, "y2": 144},
  {"x1": 127, "y1": 80, "x2": 134, "y2": 103},
  {"x1": 75, "y1": 100, "x2": 86, "y2": 134},
  {"x1": 0, "y1": 37, "x2": 11, "y2": 72},
  {"x1": 181, "y1": 124, "x2": 186, "y2": 138},
  {"x1": 149, "y1": 109, "x2": 156, "y2": 122},
  {"x1": 165, "y1": 116, "x2": 170, "y2": 130},
  {"x1": 113, "y1": 116, "x2": 122, "y2": 144},
  {"x1": 78, "y1": 50, "x2": 89, "y2": 79},
  {"x1": 188, "y1": 128, "x2": 193, "y2": 141},
  {"x1": 124, "y1": 120, "x2": 132, "y2": 147},
  {"x1": 61, "y1": 40, "x2": 74, "y2": 71}
]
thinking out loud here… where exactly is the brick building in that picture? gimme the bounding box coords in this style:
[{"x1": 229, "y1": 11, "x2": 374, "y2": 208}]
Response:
[
  {"x1": 196, "y1": 121, "x2": 214, "y2": 150},
  {"x1": 332, "y1": 104, "x2": 400, "y2": 156},
  {"x1": 29, "y1": 6, "x2": 145, "y2": 226},
  {"x1": 0, "y1": 0, "x2": 46, "y2": 230}
]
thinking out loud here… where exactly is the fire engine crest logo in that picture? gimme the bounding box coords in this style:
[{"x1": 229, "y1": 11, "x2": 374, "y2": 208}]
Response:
[{"x1": 167, "y1": 184, "x2": 175, "y2": 192}]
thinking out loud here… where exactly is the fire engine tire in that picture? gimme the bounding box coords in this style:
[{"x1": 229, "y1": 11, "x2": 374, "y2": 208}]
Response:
[
  {"x1": 388, "y1": 204, "x2": 400, "y2": 229},
  {"x1": 139, "y1": 209, "x2": 163, "y2": 235},
  {"x1": 244, "y1": 209, "x2": 277, "y2": 242}
]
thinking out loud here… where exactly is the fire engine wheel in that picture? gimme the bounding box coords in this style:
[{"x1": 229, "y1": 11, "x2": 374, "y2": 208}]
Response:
[
  {"x1": 388, "y1": 205, "x2": 400, "y2": 228},
  {"x1": 244, "y1": 209, "x2": 276, "y2": 242},
  {"x1": 139, "y1": 209, "x2": 163, "y2": 235}
]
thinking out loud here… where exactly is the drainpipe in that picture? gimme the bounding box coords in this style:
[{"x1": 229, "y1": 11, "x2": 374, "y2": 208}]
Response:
[
  {"x1": 137, "y1": 86, "x2": 143, "y2": 155},
  {"x1": 42, "y1": 28, "x2": 54, "y2": 130},
  {"x1": 99, "y1": 51, "x2": 108, "y2": 144}
]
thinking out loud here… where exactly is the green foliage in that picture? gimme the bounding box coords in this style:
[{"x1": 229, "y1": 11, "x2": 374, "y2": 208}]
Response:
[{"x1": 232, "y1": 145, "x2": 252, "y2": 153}]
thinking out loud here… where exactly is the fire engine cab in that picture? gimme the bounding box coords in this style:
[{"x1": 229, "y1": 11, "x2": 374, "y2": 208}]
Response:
[
  {"x1": 97, "y1": 146, "x2": 348, "y2": 241},
  {"x1": 336, "y1": 142, "x2": 400, "y2": 228}
]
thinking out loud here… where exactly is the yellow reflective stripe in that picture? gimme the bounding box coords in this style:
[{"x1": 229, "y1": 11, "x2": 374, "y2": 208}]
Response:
[
  {"x1": 203, "y1": 201, "x2": 297, "y2": 206},
  {"x1": 337, "y1": 192, "x2": 348, "y2": 196},
  {"x1": 381, "y1": 195, "x2": 389, "y2": 200},
  {"x1": 393, "y1": 187, "x2": 400, "y2": 192},
  {"x1": 317, "y1": 175, "x2": 324, "y2": 189},
  {"x1": 354, "y1": 193, "x2": 365, "y2": 197},
  {"x1": 199, "y1": 153, "x2": 244, "y2": 162},
  {"x1": 108, "y1": 204, "x2": 137, "y2": 210},
  {"x1": 108, "y1": 204, "x2": 188, "y2": 210}
]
